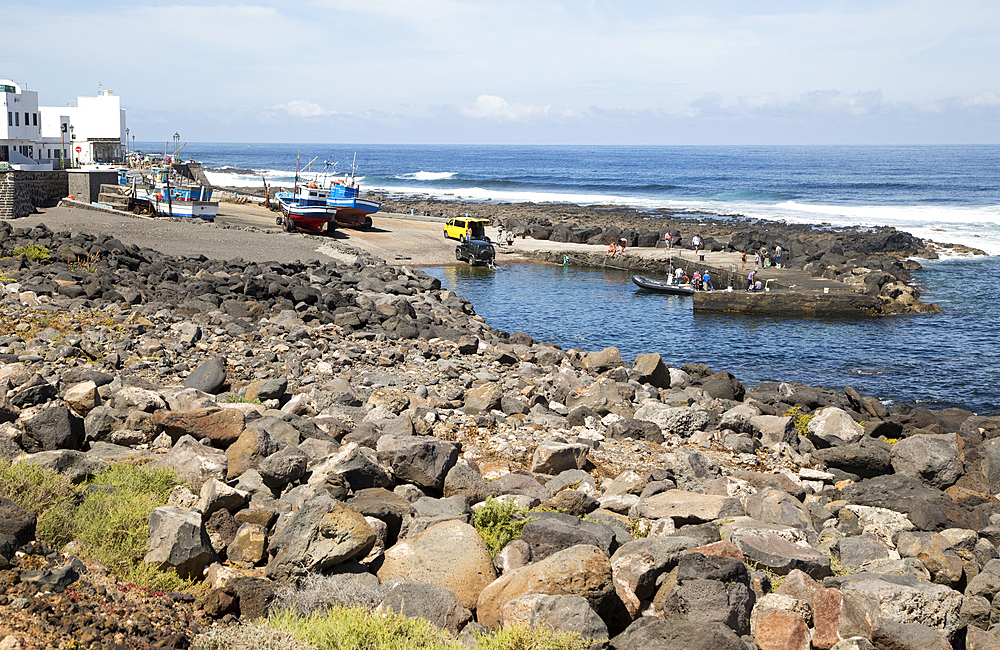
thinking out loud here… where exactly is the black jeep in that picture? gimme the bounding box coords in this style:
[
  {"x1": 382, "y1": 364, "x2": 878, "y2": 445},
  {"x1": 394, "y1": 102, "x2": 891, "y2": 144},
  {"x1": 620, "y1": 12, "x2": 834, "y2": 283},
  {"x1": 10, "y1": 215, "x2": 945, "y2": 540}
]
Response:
[{"x1": 456, "y1": 239, "x2": 495, "y2": 266}]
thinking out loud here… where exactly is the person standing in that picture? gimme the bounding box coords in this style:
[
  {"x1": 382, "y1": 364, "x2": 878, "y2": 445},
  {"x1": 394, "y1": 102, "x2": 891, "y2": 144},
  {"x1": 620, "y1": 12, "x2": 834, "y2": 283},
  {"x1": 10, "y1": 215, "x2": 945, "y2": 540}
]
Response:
[
  {"x1": 747, "y1": 270, "x2": 755, "y2": 291},
  {"x1": 665, "y1": 231, "x2": 672, "y2": 250},
  {"x1": 775, "y1": 244, "x2": 782, "y2": 268},
  {"x1": 703, "y1": 271, "x2": 713, "y2": 291},
  {"x1": 741, "y1": 250, "x2": 747, "y2": 270},
  {"x1": 754, "y1": 251, "x2": 761, "y2": 270}
]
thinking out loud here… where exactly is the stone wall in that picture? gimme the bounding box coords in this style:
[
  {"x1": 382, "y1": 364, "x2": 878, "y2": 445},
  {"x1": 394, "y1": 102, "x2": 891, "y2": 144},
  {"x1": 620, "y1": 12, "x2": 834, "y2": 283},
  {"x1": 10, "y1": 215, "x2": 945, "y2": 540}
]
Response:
[{"x1": 0, "y1": 170, "x2": 69, "y2": 219}]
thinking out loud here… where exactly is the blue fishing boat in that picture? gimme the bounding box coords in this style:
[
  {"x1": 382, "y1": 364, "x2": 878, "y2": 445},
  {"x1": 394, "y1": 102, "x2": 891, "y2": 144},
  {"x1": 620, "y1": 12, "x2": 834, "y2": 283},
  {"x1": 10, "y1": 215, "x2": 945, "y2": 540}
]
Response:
[{"x1": 326, "y1": 179, "x2": 380, "y2": 229}]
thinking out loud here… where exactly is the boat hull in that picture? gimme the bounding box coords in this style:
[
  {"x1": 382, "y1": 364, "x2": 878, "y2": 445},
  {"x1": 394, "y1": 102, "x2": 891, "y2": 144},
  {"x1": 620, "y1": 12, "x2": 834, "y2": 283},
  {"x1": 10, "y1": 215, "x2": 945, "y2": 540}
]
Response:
[
  {"x1": 275, "y1": 193, "x2": 337, "y2": 234},
  {"x1": 631, "y1": 275, "x2": 696, "y2": 295},
  {"x1": 153, "y1": 199, "x2": 218, "y2": 220},
  {"x1": 329, "y1": 197, "x2": 380, "y2": 228}
]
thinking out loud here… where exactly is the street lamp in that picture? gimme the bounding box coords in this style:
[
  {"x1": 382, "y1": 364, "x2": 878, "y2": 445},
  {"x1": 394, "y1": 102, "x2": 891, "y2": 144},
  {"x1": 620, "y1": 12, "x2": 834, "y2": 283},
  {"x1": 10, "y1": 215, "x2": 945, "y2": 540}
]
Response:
[{"x1": 69, "y1": 125, "x2": 75, "y2": 168}]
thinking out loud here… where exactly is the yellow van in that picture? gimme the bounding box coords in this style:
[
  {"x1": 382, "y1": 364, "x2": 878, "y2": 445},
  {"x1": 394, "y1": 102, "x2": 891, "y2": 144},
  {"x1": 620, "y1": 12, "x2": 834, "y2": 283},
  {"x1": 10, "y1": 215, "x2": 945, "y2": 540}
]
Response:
[{"x1": 444, "y1": 217, "x2": 488, "y2": 241}]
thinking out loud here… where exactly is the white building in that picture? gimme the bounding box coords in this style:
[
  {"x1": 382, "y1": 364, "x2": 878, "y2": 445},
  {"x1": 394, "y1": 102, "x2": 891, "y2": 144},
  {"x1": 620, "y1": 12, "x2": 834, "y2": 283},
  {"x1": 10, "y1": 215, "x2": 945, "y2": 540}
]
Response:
[
  {"x1": 42, "y1": 89, "x2": 126, "y2": 166},
  {"x1": 0, "y1": 78, "x2": 126, "y2": 170},
  {"x1": 0, "y1": 79, "x2": 58, "y2": 170}
]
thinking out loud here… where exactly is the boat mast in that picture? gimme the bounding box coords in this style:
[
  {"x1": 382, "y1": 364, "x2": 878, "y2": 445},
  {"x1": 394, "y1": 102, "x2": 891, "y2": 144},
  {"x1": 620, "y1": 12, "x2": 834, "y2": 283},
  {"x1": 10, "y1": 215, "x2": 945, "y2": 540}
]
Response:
[{"x1": 294, "y1": 152, "x2": 300, "y2": 193}]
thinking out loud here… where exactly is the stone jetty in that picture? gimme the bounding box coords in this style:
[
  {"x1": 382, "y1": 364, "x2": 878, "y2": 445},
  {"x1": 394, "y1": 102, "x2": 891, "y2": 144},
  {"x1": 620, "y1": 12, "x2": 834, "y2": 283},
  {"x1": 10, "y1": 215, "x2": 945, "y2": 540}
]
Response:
[{"x1": 2, "y1": 219, "x2": 1000, "y2": 650}]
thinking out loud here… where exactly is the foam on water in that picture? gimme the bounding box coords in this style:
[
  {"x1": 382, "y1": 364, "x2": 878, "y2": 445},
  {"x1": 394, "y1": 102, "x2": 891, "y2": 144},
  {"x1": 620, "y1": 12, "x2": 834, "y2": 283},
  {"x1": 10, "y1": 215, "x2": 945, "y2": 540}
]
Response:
[{"x1": 402, "y1": 171, "x2": 457, "y2": 181}]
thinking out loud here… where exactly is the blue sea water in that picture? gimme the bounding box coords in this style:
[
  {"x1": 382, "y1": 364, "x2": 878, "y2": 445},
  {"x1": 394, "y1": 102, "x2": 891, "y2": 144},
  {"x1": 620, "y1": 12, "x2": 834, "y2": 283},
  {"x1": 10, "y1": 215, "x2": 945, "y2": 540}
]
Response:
[{"x1": 140, "y1": 142, "x2": 1000, "y2": 413}]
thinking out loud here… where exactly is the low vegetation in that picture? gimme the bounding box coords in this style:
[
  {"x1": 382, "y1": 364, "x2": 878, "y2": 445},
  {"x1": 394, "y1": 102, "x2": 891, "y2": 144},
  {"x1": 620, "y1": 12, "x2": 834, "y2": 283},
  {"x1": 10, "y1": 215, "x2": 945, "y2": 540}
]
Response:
[
  {"x1": 194, "y1": 606, "x2": 590, "y2": 650},
  {"x1": 471, "y1": 497, "x2": 535, "y2": 557},
  {"x1": 784, "y1": 406, "x2": 812, "y2": 438},
  {"x1": 10, "y1": 244, "x2": 50, "y2": 261},
  {"x1": 0, "y1": 459, "x2": 190, "y2": 591}
]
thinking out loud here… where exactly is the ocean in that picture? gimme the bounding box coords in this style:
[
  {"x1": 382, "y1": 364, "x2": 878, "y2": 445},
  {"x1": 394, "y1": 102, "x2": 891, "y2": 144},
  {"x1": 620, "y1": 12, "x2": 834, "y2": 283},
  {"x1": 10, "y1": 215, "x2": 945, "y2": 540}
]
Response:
[{"x1": 140, "y1": 143, "x2": 1000, "y2": 414}]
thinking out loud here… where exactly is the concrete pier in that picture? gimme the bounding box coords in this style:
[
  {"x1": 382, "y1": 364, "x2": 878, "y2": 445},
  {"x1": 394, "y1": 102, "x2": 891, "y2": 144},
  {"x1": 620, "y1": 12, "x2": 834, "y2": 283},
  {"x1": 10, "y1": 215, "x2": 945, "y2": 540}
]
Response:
[{"x1": 693, "y1": 289, "x2": 883, "y2": 317}]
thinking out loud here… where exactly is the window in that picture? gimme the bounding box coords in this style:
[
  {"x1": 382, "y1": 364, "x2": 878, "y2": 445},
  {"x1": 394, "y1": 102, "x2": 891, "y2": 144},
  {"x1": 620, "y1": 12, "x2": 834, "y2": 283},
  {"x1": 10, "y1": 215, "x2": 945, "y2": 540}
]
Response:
[
  {"x1": 24, "y1": 112, "x2": 28, "y2": 126},
  {"x1": 0, "y1": 84, "x2": 15, "y2": 93},
  {"x1": 13, "y1": 112, "x2": 17, "y2": 126},
  {"x1": 6, "y1": 112, "x2": 10, "y2": 126},
  {"x1": 32, "y1": 113, "x2": 37, "y2": 127},
  {"x1": 0, "y1": 145, "x2": 8, "y2": 161}
]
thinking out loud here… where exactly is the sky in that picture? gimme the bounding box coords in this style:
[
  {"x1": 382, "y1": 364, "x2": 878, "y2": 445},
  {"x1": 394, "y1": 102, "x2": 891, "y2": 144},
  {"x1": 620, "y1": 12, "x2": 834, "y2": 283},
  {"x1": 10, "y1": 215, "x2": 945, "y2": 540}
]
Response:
[{"x1": 4, "y1": 0, "x2": 999, "y2": 144}]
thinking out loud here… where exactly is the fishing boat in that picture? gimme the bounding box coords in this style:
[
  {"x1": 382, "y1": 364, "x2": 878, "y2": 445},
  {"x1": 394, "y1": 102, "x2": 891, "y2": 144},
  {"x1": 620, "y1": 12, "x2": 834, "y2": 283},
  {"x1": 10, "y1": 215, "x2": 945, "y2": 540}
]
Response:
[
  {"x1": 631, "y1": 274, "x2": 696, "y2": 295},
  {"x1": 140, "y1": 170, "x2": 218, "y2": 220},
  {"x1": 323, "y1": 154, "x2": 380, "y2": 229},
  {"x1": 326, "y1": 179, "x2": 380, "y2": 228},
  {"x1": 273, "y1": 184, "x2": 338, "y2": 234}
]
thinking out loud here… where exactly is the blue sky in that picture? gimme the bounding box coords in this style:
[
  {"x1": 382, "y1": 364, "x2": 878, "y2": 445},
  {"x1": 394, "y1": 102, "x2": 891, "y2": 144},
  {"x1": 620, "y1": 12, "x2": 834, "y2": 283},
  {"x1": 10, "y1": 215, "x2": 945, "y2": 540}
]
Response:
[{"x1": 5, "y1": 0, "x2": 999, "y2": 144}]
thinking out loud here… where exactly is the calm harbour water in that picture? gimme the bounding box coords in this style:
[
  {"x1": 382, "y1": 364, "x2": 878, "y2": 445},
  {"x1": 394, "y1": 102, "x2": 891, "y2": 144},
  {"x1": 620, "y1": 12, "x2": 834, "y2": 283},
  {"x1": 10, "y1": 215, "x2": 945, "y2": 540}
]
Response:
[{"x1": 426, "y1": 257, "x2": 1000, "y2": 415}]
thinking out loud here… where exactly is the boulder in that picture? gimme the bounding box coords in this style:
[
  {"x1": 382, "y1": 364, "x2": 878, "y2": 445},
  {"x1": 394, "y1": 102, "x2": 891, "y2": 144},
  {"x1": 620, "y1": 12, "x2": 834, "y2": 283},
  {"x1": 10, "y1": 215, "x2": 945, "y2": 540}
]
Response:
[
  {"x1": 225, "y1": 424, "x2": 280, "y2": 480},
  {"x1": 378, "y1": 582, "x2": 472, "y2": 634},
  {"x1": 464, "y1": 383, "x2": 502, "y2": 413},
  {"x1": 265, "y1": 494, "x2": 375, "y2": 581},
  {"x1": 151, "y1": 435, "x2": 228, "y2": 490},
  {"x1": 475, "y1": 544, "x2": 614, "y2": 630},
  {"x1": 810, "y1": 437, "x2": 893, "y2": 479},
  {"x1": 894, "y1": 531, "x2": 964, "y2": 586},
  {"x1": 144, "y1": 506, "x2": 217, "y2": 579},
  {"x1": 777, "y1": 570, "x2": 871, "y2": 650},
  {"x1": 226, "y1": 523, "x2": 269, "y2": 567},
  {"x1": 530, "y1": 439, "x2": 590, "y2": 475},
  {"x1": 606, "y1": 418, "x2": 663, "y2": 443},
  {"x1": 806, "y1": 407, "x2": 865, "y2": 447},
  {"x1": 63, "y1": 381, "x2": 100, "y2": 415},
  {"x1": 729, "y1": 528, "x2": 832, "y2": 578},
  {"x1": 744, "y1": 488, "x2": 816, "y2": 534},
  {"x1": 826, "y1": 573, "x2": 964, "y2": 637},
  {"x1": 565, "y1": 378, "x2": 633, "y2": 417},
  {"x1": 443, "y1": 460, "x2": 499, "y2": 503},
  {"x1": 629, "y1": 489, "x2": 745, "y2": 525},
  {"x1": 584, "y1": 347, "x2": 624, "y2": 373},
  {"x1": 258, "y1": 445, "x2": 309, "y2": 490},
  {"x1": 661, "y1": 552, "x2": 756, "y2": 636},
  {"x1": 502, "y1": 594, "x2": 608, "y2": 646},
  {"x1": 611, "y1": 536, "x2": 700, "y2": 605},
  {"x1": 0, "y1": 497, "x2": 36, "y2": 547},
  {"x1": 20, "y1": 406, "x2": 85, "y2": 452},
  {"x1": 632, "y1": 353, "x2": 671, "y2": 389},
  {"x1": 890, "y1": 432, "x2": 964, "y2": 489},
  {"x1": 184, "y1": 357, "x2": 227, "y2": 394},
  {"x1": 520, "y1": 512, "x2": 616, "y2": 561},
  {"x1": 153, "y1": 408, "x2": 246, "y2": 447},
  {"x1": 611, "y1": 617, "x2": 745, "y2": 650},
  {"x1": 841, "y1": 474, "x2": 987, "y2": 531},
  {"x1": 376, "y1": 435, "x2": 460, "y2": 491},
  {"x1": 750, "y1": 594, "x2": 812, "y2": 650},
  {"x1": 199, "y1": 478, "x2": 250, "y2": 519},
  {"x1": 378, "y1": 520, "x2": 496, "y2": 612},
  {"x1": 18, "y1": 450, "x2": 109, "y2": 484},
  {"x1": 632, "y1": 402, "x2": 710, "y2": 438}
]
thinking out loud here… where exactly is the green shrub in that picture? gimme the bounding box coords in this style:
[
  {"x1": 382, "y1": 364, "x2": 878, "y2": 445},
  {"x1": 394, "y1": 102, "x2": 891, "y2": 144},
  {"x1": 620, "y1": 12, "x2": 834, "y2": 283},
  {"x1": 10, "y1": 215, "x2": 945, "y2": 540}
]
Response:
[
  {"x1": 784, "y1": 406, "x2": 812, "y2": 438},
  {"x1": 472, "y1": 497, "x2": 534, "y2": 557},
  {"x1": 221, "y1": 393, "x2": 264, "y2": 405},
  {"x1": 0, "y1": 459, "x2": 187, "y2": 591},
  {"x1": 0, "y1": 459, "x2": 79, "y2": 542},
  {"x1": 11, "y1": 244, "x2": 50, "y2": 261}
]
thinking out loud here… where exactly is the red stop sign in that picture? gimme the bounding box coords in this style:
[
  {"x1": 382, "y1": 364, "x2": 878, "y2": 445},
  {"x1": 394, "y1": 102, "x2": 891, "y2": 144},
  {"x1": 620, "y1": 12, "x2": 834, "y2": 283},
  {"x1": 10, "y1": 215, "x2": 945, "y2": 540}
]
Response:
[{"x1": 75, "y1": 146, "x2": 82, "y2": 152}]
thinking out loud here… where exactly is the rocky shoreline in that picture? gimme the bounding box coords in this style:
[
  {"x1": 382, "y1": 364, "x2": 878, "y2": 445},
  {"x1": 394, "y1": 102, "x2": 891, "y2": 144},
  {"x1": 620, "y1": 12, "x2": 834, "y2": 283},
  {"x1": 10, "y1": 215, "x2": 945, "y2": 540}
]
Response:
[{"x1": 1, "y1": 218, "x2": 1000, "y2": 650}]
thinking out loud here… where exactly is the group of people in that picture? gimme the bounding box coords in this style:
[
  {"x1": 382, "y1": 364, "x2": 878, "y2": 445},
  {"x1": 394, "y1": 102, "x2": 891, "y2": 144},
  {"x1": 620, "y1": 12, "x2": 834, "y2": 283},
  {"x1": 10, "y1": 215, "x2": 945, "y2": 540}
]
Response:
[
  {"x1": 741, "y1": 244, "x2": 783, "y2": 270},
  {"x1": 606, "y1": 238, "x2": 627, "y2": 256},
  {"x1": 674, "y1": 266, "x2": 714, "y2": 291}
]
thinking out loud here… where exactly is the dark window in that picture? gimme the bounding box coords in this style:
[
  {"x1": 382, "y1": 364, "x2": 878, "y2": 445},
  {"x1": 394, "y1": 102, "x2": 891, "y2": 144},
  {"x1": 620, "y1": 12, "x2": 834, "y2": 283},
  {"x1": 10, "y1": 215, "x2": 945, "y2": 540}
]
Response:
[
  {"x1": 32, "y1": 113, "x2": 37, "y2": 127},
  {"x1": 0, "y1": 145, "x2": 8, "y2": 161},
  {"x1": 24, "y1": 112, "x2": 28, "y2": 126},
  {"x1": 14, "y1": 112, "x2": 18, "y2": 126}
]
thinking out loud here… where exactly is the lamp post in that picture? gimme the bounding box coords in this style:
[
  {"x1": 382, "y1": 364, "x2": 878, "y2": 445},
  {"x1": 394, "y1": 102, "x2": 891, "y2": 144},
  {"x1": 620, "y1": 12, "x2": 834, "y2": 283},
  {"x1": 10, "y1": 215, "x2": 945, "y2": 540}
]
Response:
[
  {"x1": 125, "y1": 127, "x2": 129, "y2": 162},
  {"x1": 69, "y1": 125, "x2": 75, "y2": 169}
]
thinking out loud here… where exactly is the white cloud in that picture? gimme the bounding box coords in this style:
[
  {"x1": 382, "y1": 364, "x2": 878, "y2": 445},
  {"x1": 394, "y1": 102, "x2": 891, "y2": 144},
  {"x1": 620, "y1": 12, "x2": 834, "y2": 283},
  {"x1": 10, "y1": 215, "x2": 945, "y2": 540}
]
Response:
[
  {"x1": 274, "y1": 100, "x2": 334, "y2": 118},
  {"x1": 462, "y1": 95, "x2": 555, "y2": 122}
]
